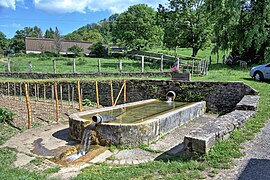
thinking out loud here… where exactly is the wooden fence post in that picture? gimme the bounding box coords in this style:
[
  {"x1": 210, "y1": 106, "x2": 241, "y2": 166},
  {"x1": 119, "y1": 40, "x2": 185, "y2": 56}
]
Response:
[
  {"x1": 77, "y1": 81, "x2": 83, "y2": 112},
  {"x1": 54, "y1": 82, "x2": 59, "y2": 123},
  {"x1": 53, "y1": 60, "x2": 56, "y2": 74},
  {"x1": 7, "y1": 58, "x2": 11, "y2": 73},
  {"x1": 191, "y1": 59, "x2": 195, "y2": 76},
  {"x1": 24, "y1": 83, "x2": 32, "y2": 129},
  {"x1": 98, "y1": 59, "x2": 101, "y2": 72},
  {"x1": 60, "y1": 85, "x2": 63, "y2": 108},
  {"x1": 141, "y1": 56, "x2": 144, "y2": 73},
  {"x1": 160, "y1": 54, "x2": 164, "y2": 72},
  {"x1": 118, "y1": 59, "x2": 123, "y2": 72},
  {"x1": 28, "y1": 61, "x2": 32, "y2": 73},
  {"x1": 110, "y1": 80, "x2": 114, "y2": 106},
  {"x1": 43, "y1": 84, "x2": 46, "y2": 101},
  {"x1": 124, "y1": 80, "x2": 127, "y2": 103},
  {"x1": 73, "y1": 59, "x2": 76, "y2": 73},
  {"x1": 95, "y1": 81, "x2": 100, "y2": 108},
  {"x1": 176, "y1": 57, "x2": 180, "y2": 69}
]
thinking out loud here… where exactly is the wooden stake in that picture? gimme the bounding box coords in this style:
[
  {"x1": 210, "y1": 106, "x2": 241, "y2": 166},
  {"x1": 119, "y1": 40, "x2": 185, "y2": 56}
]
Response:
[
  {"x1": 43, "y1": 84, "x2": 46, "y2": 101},
  {"x1": 110, "y1": 80, "x2": 114, "y2": 106},
  {"x1": 54, "y1": 82, "x2": 59, "y2": 123},
  {"x1": 124, "y1": 80, "x2": 127, "y2": 103},
  {"x1": 60, "y1": 85, "x2": 63, "y2": 108},
  {"x1": 68, "y1": 84, "x2": 70, "y2": 105},
  {"x1": 24, "y1": 83, "x2": 32, "y2": 129},
  {"x1": 77, "y1": 81, "x2": 83, "y2": 112},
  {"x1": 37, "y1": 84, "x2": 39, "y2": 101},
  {"x1": 95, "y1": 81, "x2": 100, "y2": 108},
  {"x1": 51, "y1": 85, "x2": 54, "y2": 102},
  {"x1": 72, "y1": 86, "x2": 74, "y2": 108},
  {"x1": 19, "y1": 82, "x2": 22, "y2": 101},
  {"x1": 34, "y1": 84, "x2": 37, "y2": 101},
  {"x1": 14, "y1": 82, "x2": 16, "y2": 96},
  {"x1": 7, "y1": 82, "x2": 10, "y2": 96},
  {"x1": 114, "y1": 82, "x2": 125, "y2": 106}
]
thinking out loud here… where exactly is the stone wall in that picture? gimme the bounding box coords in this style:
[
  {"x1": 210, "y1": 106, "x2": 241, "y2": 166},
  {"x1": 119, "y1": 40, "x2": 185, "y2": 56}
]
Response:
[{"x1": 0, "y1": 80, "x2": 258, "y2": 114}]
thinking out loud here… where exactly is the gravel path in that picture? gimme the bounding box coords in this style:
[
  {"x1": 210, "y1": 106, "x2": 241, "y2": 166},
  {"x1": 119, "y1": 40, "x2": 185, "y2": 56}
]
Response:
[{"x1": 213, "y1": 119, "x2": 270, "y2": 180}]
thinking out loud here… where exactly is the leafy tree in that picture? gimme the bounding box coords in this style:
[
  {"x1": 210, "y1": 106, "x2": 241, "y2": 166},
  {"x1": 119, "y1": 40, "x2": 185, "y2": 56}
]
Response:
[
  {"x1": 44, "y1": 27, "x2": 55, "y2": 38},
  {"x1": 54, "y1": 27, "x2": 62, "y2": 54},
  {"x1": 158, "y1": 0, "x2": 212, "y2": 57},
  {"x1": 90, "y1": 41, "x2": 105, "y2": 57},
  {"x1": 68, "y1": 45, "x2": 83, "y2": 57},
  {"x1": 0, "y1": 32, "x2": 8, "y2": 51},
  {"x1": 113, "y1": 4, "x2": 163, "y2": 50},
  {"x1": 10, "y1": 26, "x2": 43, "y2": 53},
  {"x1": 82, "y1": 31, "x2": 104, "y2": 43},
  {"x1": 206, "y1": 0, "x2": 270, "y2": 63}
]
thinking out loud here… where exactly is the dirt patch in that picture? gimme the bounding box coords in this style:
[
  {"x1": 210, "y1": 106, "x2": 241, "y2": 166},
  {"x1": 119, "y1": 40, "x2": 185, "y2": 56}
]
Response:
[{"x1": 0, "y1": 95, "x2": 96, "y2": 129}]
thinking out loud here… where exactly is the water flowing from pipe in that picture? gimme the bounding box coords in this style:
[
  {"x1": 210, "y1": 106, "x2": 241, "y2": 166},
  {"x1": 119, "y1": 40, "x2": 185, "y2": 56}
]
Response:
[{"x1": 67, "y1": 124, "x2": 95, "y2": 161}]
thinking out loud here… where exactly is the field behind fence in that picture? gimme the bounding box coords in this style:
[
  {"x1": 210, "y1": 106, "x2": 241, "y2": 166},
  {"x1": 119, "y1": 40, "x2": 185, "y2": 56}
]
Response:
[{"x1": 0, "y1": 51, "x2": 209, "y2": 76}]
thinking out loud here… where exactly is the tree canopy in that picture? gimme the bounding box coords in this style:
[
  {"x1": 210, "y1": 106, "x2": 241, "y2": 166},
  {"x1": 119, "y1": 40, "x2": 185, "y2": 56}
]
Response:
[
  {"x1": 113, "y1": 4, "x2": 163, "y2": 50},
  {"x1": 0, "y1": 32, "x2": 9, "y2": 51},
  {"x1": 158, "y1": 0, "x2": 212, "y2": 57}
]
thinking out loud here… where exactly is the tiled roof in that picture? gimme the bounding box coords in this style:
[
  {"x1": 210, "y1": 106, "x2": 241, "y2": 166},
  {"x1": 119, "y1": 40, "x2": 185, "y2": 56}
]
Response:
[{"x1": 25, "y1": 37, "x2": 93, "y2": 54}]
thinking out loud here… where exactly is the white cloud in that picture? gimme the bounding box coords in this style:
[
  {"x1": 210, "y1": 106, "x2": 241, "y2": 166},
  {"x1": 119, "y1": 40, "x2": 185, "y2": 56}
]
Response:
[
  {"x1": 33, "y1": 0, "x2": 167, "y2": 14},
  {"x1": 0, "y1": 23, "x2": 21, "y2": 28},
  {"x1": 0, "y1": 0, "x2": 24, "y2": 10}
]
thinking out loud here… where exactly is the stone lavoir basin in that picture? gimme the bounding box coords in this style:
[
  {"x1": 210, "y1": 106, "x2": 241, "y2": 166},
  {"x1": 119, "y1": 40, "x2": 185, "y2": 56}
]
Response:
[{"x1": 69, "y1": 99, "x2": 205, "y2": 146}]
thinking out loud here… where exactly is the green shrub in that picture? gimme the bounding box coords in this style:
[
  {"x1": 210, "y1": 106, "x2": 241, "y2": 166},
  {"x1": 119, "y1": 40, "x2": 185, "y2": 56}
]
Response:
[
  {"x1": 43, "y1": 51, "x2": 59, "y2": 57},
  {"x1": 0, "y1": 108, "x2": 16, "y2": 124},
  {"x1": 77, "y1": 58, "x2": 87, "y2": 66},
  {"x1": 82, "y1": 99, "x2": 94, "y2": 106}
]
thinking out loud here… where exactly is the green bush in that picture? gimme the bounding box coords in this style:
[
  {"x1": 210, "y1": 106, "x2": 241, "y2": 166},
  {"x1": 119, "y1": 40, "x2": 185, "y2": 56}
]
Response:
[
  {"x1": 82, "y1": 99, "x2": 94, "y2": 106},
  {"x1": 0, "y1": 108, "x2": 16, "y2": 124},
  {"x1": 43, "y1": 51, "x2": 59, "y2": 57},
  {"x1": 90, "y1": 41, "x2": 105, "y2": 57},
  {"x1": 77, "y1": 58, "x2": 87, "y2": 66}
]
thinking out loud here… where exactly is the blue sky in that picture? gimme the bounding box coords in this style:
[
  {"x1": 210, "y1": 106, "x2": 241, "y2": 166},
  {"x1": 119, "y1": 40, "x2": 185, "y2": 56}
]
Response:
[{"x1": 0, "y1": 0, "x2": 167, "y2": 39}]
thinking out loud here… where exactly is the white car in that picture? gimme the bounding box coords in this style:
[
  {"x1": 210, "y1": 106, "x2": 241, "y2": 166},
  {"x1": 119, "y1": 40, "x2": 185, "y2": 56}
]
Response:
[{"x1": 249, "y1": 63, "x2": 270, "y2": 81}]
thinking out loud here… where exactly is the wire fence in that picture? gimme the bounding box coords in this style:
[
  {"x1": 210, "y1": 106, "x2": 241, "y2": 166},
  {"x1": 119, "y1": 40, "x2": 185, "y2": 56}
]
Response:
[{"x1": 1, "y1": 51, "x2": 209, "y2": 76}]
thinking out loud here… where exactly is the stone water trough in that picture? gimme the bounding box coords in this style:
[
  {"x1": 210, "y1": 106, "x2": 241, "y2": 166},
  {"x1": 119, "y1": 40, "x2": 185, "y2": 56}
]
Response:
[{"x1": 69, "y1": 99, "x2": 205, "y2": 146}]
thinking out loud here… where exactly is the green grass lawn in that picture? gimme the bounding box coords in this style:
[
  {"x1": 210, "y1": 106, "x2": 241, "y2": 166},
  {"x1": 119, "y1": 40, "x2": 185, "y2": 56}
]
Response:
[
  {"x1": 0, "y1": 56, "x2": 171, "y2": 73},
  {"x1": 0, "y1": 64, "x2": 270, "y2": 179},
  {"x1": 150, "y1": 47, "x2": 230, "y2": 64}
]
